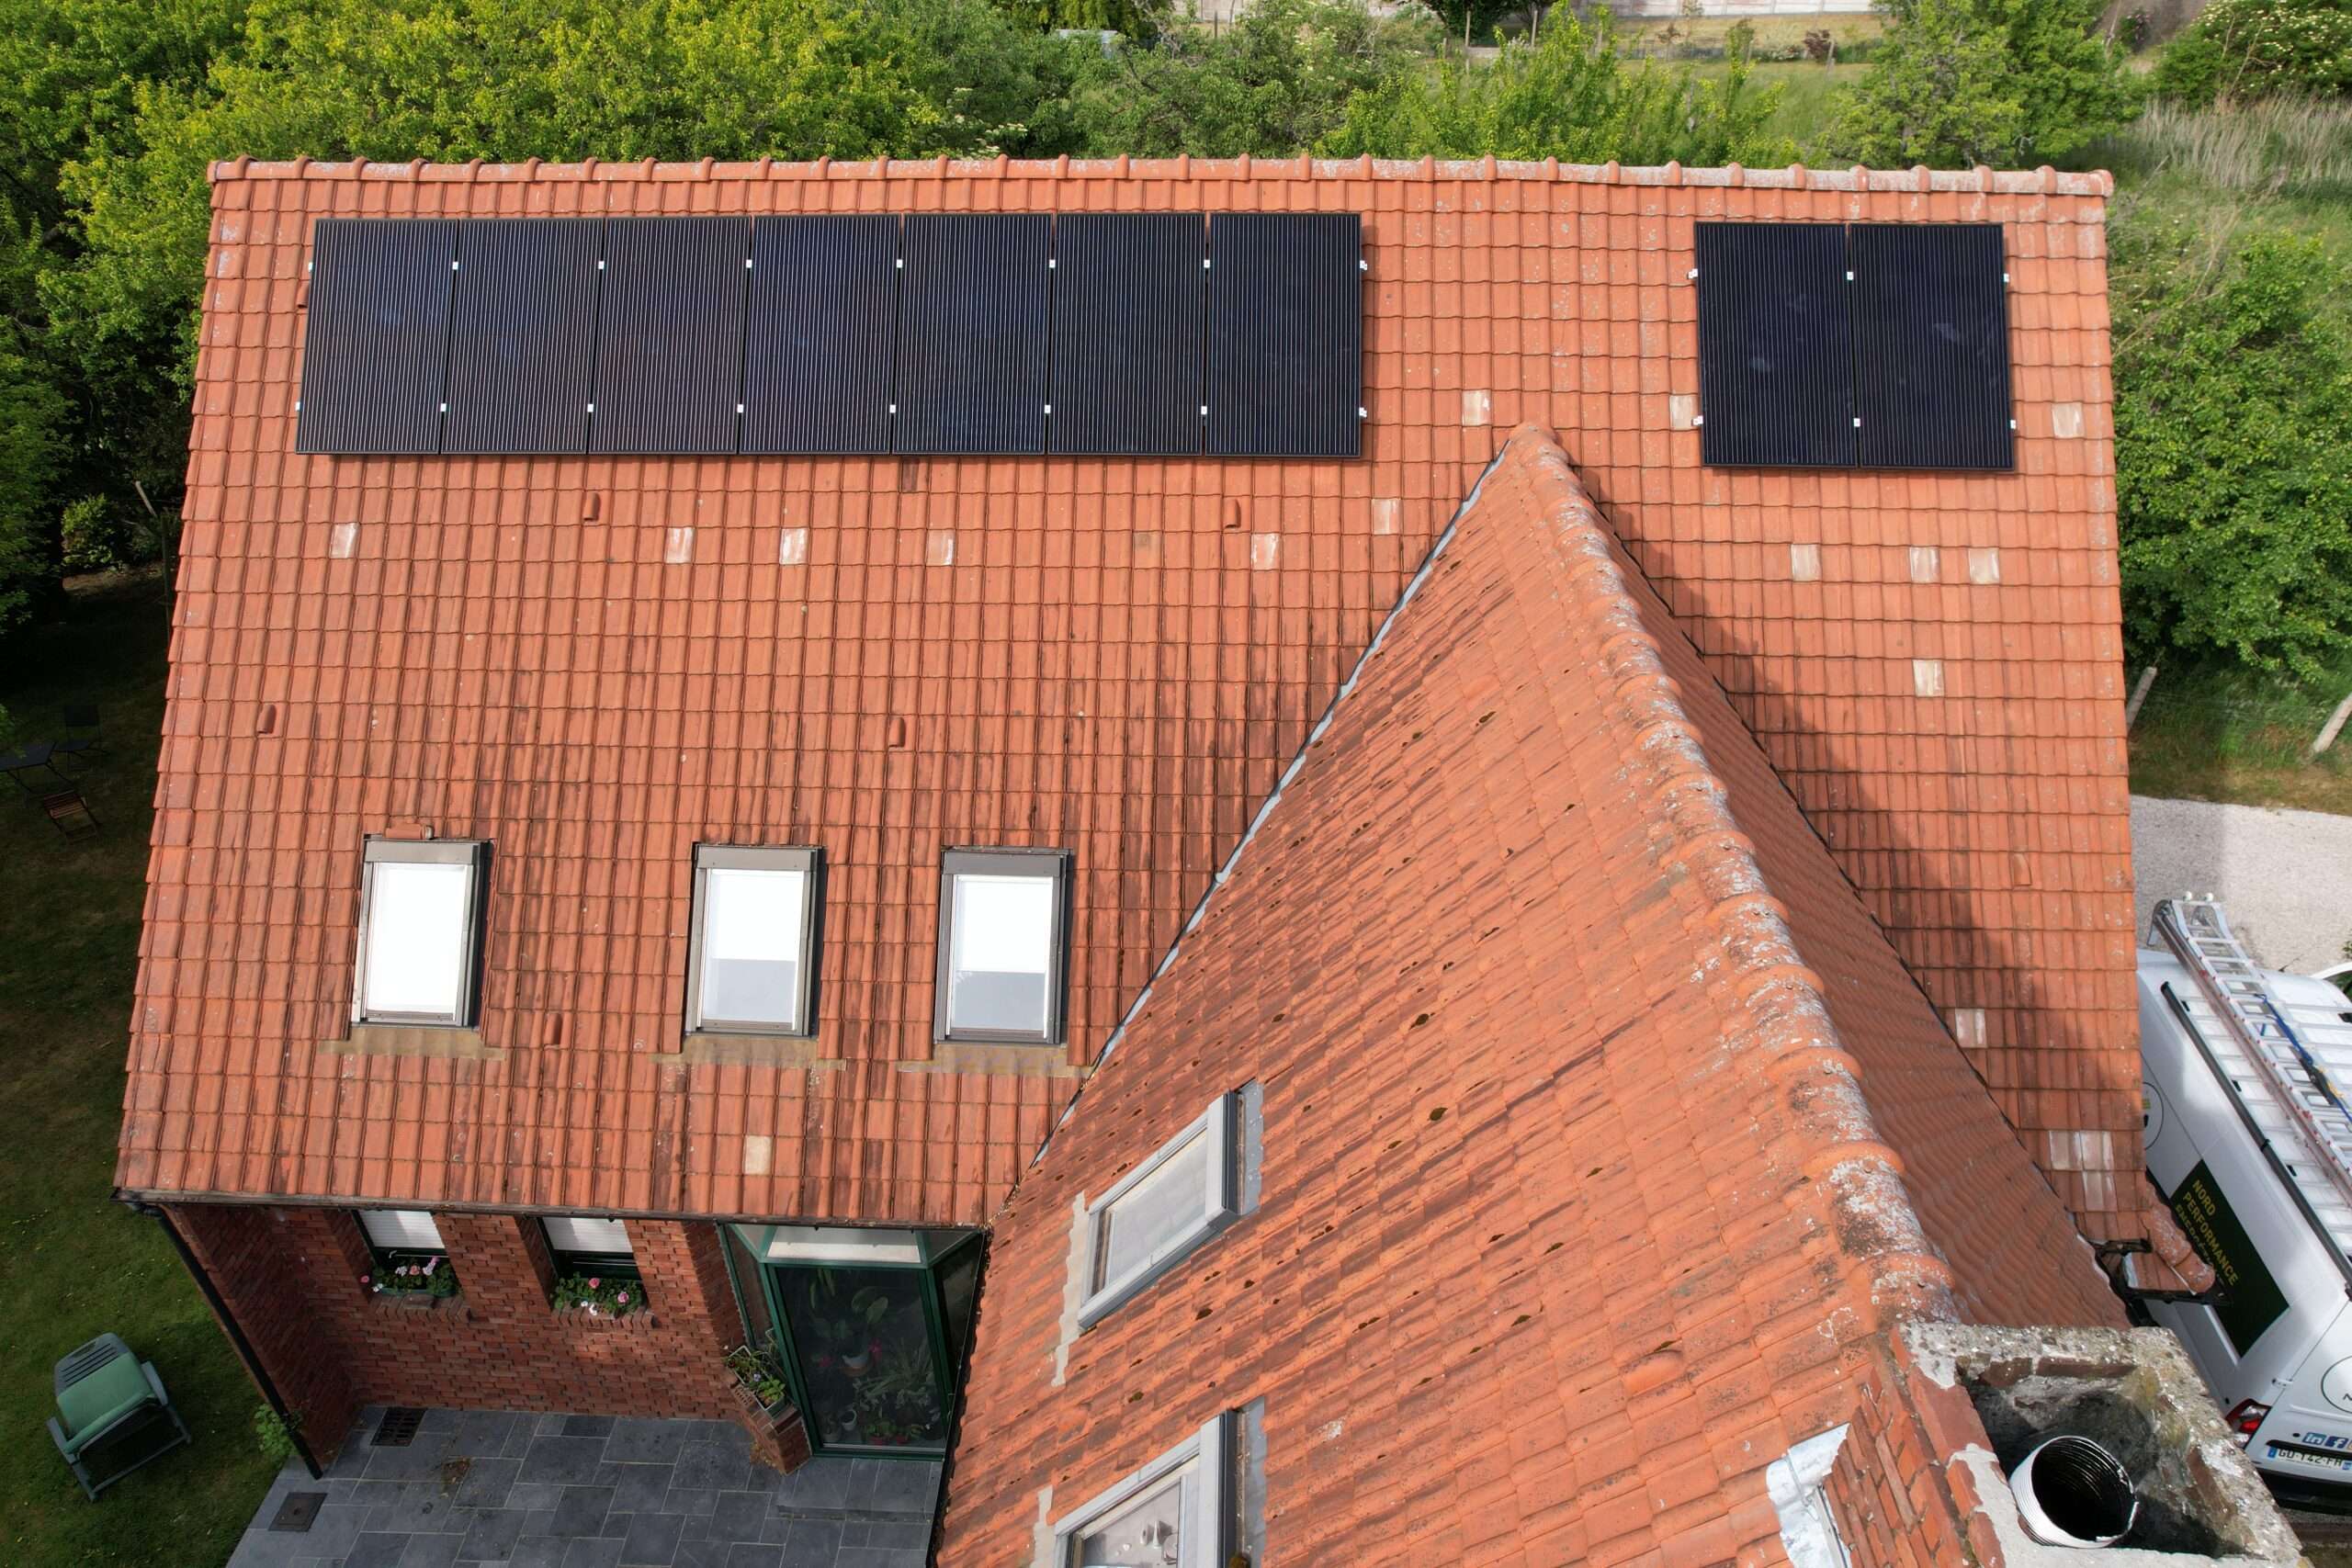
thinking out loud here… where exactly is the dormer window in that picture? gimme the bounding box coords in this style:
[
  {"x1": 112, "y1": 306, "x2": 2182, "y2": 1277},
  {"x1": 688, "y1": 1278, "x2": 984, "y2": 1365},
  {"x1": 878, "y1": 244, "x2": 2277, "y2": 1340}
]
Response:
[
  {"x1": 687, "y1": 846, "x2": 820, "y2": 1035},
  {"x1": 1052, "y1": 1414, "x2": 1232, "y2": 1568},
  {"x1": 1079, "y1": 1093, "x2": 1240, "y2": 1327},
  {"x1": 353, "y1": 840, "x2": 489, "y2": 1027},
  {"x1": 934, "y1": 849, "x2": 1070, "y2": 1043}
]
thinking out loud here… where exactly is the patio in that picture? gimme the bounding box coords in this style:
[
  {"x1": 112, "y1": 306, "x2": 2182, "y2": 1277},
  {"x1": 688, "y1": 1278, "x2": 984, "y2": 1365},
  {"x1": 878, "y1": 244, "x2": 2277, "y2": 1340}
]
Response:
[{"x1": 224, "y1": 1406, "x2": 938, "y2": 1568}]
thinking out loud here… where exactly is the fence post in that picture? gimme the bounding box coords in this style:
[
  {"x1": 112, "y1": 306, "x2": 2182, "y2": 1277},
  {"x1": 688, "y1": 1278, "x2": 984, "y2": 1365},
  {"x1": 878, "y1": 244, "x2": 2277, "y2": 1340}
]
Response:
[
  {"x1": 2124, "y1": 665, "x2": 2159, "y2": 731},
  {"x1": 2313, "y1": 690, "x2": 2352, "y2": 759}
]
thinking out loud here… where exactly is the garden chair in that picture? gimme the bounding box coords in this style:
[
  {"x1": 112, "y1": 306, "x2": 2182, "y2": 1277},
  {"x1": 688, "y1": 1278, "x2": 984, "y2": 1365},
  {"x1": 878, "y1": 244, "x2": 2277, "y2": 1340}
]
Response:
[
  {"x1": 54, "y1": 703, "x2": 105, "y2": 766},
  {"x1": 46, "y1": 1333, "x2": 192, "y2": 1500}
]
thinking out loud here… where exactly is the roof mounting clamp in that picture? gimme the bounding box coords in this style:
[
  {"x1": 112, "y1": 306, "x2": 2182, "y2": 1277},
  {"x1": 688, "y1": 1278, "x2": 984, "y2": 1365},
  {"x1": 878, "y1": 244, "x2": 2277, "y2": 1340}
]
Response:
[
  {"x1": 586, "y1": 403, "x2": 595, "y2": 413},
  {"x1": 597, "y1": 259, "x2": 605, "y2": 270},
  {"x1": 1692, "y1": 414, "x2": 1704, "y2": 426},
  {"x1": 895, "y1": 258, "x2": 903, "y2": 270},
  {"x1": 1687, "y1": 268, "x2": 1698, "y2": 280},
  {"x1": 1044, "y1": 403, "x2": 1053, "y2": 415},
  {"x1": 1359, "y1": 259, "x2": 1368, "y2": 273},
  {"x1": 1357, "y1": 406, "x2": 1367, "y2": 419},
  {"x1": 1846, "y1": 270, "x2": 1855, "y2": 282},
  {"x1": 1047, "y1": 258, "x2": 1056, "y2": 269},
  {"x1": 1852, "y1": 417, "x2": 1862, "y2": 427}
]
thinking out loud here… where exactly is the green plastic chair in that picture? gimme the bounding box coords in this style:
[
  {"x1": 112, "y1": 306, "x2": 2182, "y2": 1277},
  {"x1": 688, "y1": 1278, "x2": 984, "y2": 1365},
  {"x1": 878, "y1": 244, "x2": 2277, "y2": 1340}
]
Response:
[{"x1": 46, "y1": 1334, "x2": 192, "y2": 1499}]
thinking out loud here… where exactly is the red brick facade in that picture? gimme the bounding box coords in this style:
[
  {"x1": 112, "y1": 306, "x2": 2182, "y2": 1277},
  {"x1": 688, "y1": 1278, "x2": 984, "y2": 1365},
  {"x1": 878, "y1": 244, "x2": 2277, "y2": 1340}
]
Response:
[{"x1": 170, "y1": 1202, "x2": 761, "y2": 1466}]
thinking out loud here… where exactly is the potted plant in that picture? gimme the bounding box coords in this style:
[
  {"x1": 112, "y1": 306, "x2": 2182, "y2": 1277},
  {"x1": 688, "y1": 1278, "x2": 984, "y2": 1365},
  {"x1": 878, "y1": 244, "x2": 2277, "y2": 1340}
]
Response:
[
  {"x1": 365, "y1": 1253, "x2": 459, "y2": 1304},
  {"x1": 553, "y1": 1273, "x2": 645, "y2": 1318},
  {"x1": 803, "y1": 1275, "x2": 890, "y2": 1375},
  {"x1": 725, "y1": 1345, "x2": 789, "y2": 1416}
]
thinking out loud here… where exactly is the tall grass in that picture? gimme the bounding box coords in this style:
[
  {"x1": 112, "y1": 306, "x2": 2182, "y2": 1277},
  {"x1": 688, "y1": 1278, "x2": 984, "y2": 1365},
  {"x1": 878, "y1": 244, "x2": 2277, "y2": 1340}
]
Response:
[{"x1": 2094, "y1": 96, "x2": 2352, "y2": 197}]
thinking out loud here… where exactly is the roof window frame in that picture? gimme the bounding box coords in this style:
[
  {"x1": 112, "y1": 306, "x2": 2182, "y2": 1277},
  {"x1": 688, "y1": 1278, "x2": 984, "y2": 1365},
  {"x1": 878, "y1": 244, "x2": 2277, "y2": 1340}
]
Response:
[
  {"x1": 684, "y1": 843, "x2": 823, "y2": 1038},
  {"x1": 1050, "y1": 1412, "x2": 1232, "y2": 1568},
  {"x1": 352, "y1": 839, "x2": 490, "y2": 1029},
  {"x1": 1078, "y1": 1092, "x2": 1239, "y2": 1328},
  {"x1": 933, "y1": 847, "x2": 1071, "y2": 1045}
]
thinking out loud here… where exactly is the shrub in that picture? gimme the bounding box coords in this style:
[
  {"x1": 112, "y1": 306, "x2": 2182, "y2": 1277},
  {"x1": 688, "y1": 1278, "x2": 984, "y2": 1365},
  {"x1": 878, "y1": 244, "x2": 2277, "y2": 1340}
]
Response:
[
  {"x1": 2152, "y1": 0, "x2": 2352, "y2": 105},
  {"x1": 553, "y1": 1272, "x2": 646, "y2": 1317},
  {"x1": 1321, "y1": 7, "x2": 1793, "y2": 164},
  {"x1": 1832, "y1": 0, "x2": 2141, "y2": 166},
  {"x1": 2111, "y1": 220, "x2": 2352, "y2": 677}
]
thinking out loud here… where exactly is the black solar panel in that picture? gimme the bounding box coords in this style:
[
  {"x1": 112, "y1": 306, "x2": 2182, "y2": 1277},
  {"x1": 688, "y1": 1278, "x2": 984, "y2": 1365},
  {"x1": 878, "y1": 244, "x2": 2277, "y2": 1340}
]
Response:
[
  {"x1": 590, "y1": 217, "x2": 751, "y2": 455},
  {"x1": 742, "y1": 216, "x2": 899, "y2": 455},
  {"x1": 1204, "y1": 213, "x2": 1363, "y2": 458},
  {"x1": 1851, "y1": 224, "x2": 2015, "y2": 470},
  {"x1": 1049, "y1": 214, "x2": 1205, "y2": 456},
  {"x1": 443, "y1": 218, "x2": 604, "y2": 455},
  {"x1": 892, "y1": 215, "x2": 1049, "y2": 456},
  {"x1": 1693, "y1": 222, "x2": 1857, "y2": 468},
  {"x1": 295, "y1": 219, "x2": 457, "y2": 456}
]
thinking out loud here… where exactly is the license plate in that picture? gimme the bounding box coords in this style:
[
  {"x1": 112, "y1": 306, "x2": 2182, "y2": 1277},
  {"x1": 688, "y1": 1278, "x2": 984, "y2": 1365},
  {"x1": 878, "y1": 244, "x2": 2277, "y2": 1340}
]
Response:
[{"x1": 2267, "y1": 1443, "x2": 2352, "y2": 1472}]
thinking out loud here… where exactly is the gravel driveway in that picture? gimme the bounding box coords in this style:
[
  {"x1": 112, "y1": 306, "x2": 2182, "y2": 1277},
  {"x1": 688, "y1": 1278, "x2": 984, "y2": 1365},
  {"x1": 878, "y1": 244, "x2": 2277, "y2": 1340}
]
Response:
[{"x1": 2132, "y1": 795, "x2": 2352, "y2": 974}]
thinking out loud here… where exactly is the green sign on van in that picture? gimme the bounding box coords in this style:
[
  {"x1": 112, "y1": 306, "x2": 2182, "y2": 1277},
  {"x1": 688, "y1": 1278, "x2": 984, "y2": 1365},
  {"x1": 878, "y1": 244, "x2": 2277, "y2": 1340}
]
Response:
[{"x1": 2172, "y1": 1160, "x2": 2290, "y2": 1355}]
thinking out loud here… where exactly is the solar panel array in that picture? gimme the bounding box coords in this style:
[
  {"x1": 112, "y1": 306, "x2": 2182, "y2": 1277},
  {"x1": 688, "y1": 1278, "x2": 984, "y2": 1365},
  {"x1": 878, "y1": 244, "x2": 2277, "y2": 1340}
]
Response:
[
  {"x1": 296, "y1": 212, "x2": 1364, "y2": 459},
  {"x1": 1692, "y1": 220, "x2": 2015, "y2": 471}
]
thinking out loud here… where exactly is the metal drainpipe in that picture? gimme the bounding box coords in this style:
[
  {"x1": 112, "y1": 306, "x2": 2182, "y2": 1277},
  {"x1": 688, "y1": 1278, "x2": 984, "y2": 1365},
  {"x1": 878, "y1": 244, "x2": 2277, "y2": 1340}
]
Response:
[{"x1": 121, "y1": 1194, "x2": 323, "y2": 1480}]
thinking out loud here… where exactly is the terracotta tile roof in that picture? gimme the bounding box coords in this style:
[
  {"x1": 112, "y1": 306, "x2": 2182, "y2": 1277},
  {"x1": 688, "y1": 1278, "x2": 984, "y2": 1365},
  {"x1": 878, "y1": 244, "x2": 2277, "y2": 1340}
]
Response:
[
  {"x1": 120, "y1": 157, "x2": 2137, "y2": 1238},
  {"x1": 934, "y1": 426, "x2": 2123, "y2": 1567}
]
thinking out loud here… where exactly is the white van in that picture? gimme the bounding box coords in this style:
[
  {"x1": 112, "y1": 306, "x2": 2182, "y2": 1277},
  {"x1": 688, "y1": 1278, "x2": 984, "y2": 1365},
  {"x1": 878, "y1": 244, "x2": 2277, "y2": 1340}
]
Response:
[{"x1": 2138, "y1": 897, "x2": 2352, "y2": 1508}]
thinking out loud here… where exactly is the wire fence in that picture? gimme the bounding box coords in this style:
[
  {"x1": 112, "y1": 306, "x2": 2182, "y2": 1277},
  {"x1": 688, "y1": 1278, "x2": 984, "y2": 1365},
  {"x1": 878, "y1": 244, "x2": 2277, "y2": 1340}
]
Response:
[{"x1": 2129, "y1": 663, "x2": 2352, "y2": 771}]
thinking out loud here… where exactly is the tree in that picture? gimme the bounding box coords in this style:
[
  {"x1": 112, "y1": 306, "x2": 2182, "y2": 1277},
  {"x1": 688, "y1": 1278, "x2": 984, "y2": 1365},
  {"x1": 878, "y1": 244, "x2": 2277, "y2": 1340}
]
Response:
[
  {"x1": 1323, "y1": 7, "x2": 1792, "y2": 165},
  {"x1": 1832, "y1": 0, "x2": 2140, "y2": 167},
  {"x1": 1069, "y1": 0, "x2": 1441, "y2": 158},
  {"x1": 2151, "y1": 0, "x2": 2352, "y2": 106},
  {"x1": 2112, "y1": 220, "x2": 2352, "y2": 677},
  {"x1": 38, "y1": 0, "x2": 1093, "y2": 525}
]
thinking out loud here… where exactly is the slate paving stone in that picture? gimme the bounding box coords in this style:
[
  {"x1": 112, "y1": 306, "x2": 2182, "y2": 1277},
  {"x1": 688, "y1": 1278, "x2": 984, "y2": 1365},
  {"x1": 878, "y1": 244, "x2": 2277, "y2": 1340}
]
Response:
[
  {"x1": 456, "y1": 1506, "x2": 530, "y2": 1562},
  {"x1": 452, "y1": 1457, "x2": 523, "y2": 1508},
  {"x1": 767, "y1": 1460, "x2": 852, "y2": 1514},
  {"x1": 619, "y1": 1511, "x2": 687, "y2": 1566},
  {"x1": 602, "y1": 1464, "x2": 673, "y2": 1515},
  {"x1": 604, "y1": 1418, "x2": 689, "y2": 1466},
  {"x1": 673, "y1": 1440, "x2": 750, "y2": 1495},
  {"x1": 551, "y1": 1485, "x2": 616, "y2": 1538},
  {"x1": 398, "y1": 1534, "x2": 466, "y2": 1568},
  {"x1": 707, "y1": 1492, "x2": 766, "y2": 1542},
  {"x1": 512, "y1": 1537, "x2": 570, "y2": 1568},
  {"x1": 520, "y1": 1436, "x2": 609, "y2": 1485},
  {"x1": 347, "y1": 1532, "x2": 412, "y2": 1568},
  {"x1": 508, "y1": 1482, "x2": 570, "y2": 1514},
  {"x1": 239, "y1": 1409, "x2": 936, "y2": 1568},
  {"x1": 777, "y1": 1519, "x2": 842, "y2": 1567}
]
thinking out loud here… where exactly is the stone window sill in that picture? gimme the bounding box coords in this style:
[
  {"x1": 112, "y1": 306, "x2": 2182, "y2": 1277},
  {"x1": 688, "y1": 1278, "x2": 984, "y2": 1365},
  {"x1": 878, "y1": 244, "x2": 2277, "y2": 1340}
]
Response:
[
  {"x1": 324, "y1": 1024, "x2": 503, "y2": 1061},
  {"x1": 909, "y1": 1040, "x2": 1087, "y2": 1079},
  {"x1": 660, "y1": 1032, "x2": 845, "y2": 1069}
]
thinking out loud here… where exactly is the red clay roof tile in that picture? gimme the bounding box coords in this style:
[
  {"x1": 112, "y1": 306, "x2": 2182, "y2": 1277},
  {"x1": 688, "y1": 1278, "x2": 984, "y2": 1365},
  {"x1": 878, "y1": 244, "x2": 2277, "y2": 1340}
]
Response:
[
  {"x1": 935, "y1": 426, "x2": 2119, "y2": 1564},
  {"x1": 124, "y1": 158, "x2": 2136, "y2": 1248}
]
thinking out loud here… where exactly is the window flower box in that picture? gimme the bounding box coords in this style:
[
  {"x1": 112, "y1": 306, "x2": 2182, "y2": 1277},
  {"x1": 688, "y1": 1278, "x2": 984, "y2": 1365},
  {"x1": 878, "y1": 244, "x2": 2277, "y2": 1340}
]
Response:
[
  {"x1": 364, "y1": 1254, "x2": 459, "y2": 1302},
  {"x1": 553, "y1": 1272, "x2": 646, "y2": 1319},
  {"x1": 726, "y1": 1344, "x2": 797, "y2": 1437}
]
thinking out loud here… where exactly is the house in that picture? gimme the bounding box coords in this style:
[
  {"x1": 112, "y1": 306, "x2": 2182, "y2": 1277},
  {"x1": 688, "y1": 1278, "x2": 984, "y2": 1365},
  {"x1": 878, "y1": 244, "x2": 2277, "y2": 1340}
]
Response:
[{"x1": 118, "y1": 154, "x2": 2228, "y2": 1564}]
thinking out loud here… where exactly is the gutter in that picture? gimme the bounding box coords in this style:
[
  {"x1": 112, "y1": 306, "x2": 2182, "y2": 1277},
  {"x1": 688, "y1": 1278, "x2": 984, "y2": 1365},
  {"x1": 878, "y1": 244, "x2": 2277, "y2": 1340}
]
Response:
[{"x1": 119, "y1": 1191, "x2": 323, "y2": 1479}]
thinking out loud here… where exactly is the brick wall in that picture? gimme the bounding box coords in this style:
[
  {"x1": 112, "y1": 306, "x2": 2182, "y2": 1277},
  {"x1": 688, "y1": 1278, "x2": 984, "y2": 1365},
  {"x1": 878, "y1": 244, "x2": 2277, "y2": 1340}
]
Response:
[
  {"x1": 171, "y1": 1202, "x2": 751, "y2": 1466},
  {"x1": 1815, "y1": 1342, "x2": 1982, "y2": 1568}
]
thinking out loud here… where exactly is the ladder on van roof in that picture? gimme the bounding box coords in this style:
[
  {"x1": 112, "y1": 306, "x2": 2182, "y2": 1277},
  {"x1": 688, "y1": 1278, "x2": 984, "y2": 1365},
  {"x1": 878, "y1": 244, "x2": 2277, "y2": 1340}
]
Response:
[{"x1": 2152, "y1": 897, "x2": 2352, "y2": 1251}]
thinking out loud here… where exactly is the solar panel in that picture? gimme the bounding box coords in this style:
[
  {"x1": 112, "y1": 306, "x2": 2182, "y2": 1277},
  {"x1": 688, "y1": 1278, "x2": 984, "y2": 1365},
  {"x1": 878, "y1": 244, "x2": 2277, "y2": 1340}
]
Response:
[
  {"x1": 742, "y1": 216, "x2": 899, "y2": 456},
  {"x1": 443, "y1": 218, "x2": 603, "y2": 455},
  {"x1": 590, "y1": 217, "x2": 751, "y2": 455},
  {"x1": 1851, "y1": 223, "x2": 2015, "y2": 470},
  {"x1": 1204, "y1": 213, "x2": 1363, "y2": 458},
  {"x1": 1049, "y1": 214, "x2": 1205, "y2": 456},
  {"x1": 892, "y1": 214, "x2": 1049, "y2": 456},
  {"x1": 295, "y1": 219, "x2": 457, "y2": 456},
  {"x1": 1692, "y1": 222, "x2": 1857, "y2": 468}
]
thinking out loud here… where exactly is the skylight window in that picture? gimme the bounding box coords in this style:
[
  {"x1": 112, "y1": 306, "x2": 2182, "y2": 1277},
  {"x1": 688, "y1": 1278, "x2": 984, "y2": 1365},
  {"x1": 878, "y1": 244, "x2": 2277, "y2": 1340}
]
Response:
[
  {"x1": 1079, "y1": 1094, "x2": 1238, "y2": 1327},
  {"x1": 1052, "y1": 1414, "x2": 1231, "y2": 1568},
  {"x1": 934, "y1": 849, "x2": 1069, "y2": 1043},
  {"x1": 354, "y1": 840, "x2": 488, "y2": 1027},
  {"x1": 687, "y1": 846, "x2": 820, "y2": 1035}
]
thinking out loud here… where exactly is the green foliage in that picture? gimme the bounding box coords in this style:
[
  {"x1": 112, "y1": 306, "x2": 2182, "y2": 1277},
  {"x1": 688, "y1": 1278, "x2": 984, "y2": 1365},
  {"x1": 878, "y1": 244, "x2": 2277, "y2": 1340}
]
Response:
[
  {"x1": 552, "y1": 1271, "x2": 647, "y2": 1316},
  {"x1": 1833, "y1": 0, "x2": 2140, "y2": 166},
  {"x1": 252, "y1": 1404, "x2": 297, "y2": 1466},
  {"x1": 1069, "y1": 0, "x2": 1439, "y2": 157},
  {"x1": 2152, "y1": 0, "x2": 2352, "y2": 107},
  {"x1": 2112, "y1": 220, "x2": 2352, "y2": 677},
  {"x1": 0, "y1": 339, "x2": 67, "y2": 635},
  {"x1": 1323, "y1": 8, "x2": 1793, "y2": 164}
]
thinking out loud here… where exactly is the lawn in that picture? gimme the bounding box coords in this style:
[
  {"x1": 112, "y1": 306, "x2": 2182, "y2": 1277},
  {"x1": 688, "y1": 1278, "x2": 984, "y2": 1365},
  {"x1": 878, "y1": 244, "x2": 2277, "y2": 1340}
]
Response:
[{"x1": 0, "y1": 574, "x2": 274, "y2": 1566}]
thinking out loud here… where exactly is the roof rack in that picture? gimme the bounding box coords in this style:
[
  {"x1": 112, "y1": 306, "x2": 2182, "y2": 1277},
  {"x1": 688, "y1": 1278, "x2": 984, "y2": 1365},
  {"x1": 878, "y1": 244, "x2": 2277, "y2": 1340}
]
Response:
[{"x1": 2152, "y1": 897, "x2": 2352, "y2": 1237}]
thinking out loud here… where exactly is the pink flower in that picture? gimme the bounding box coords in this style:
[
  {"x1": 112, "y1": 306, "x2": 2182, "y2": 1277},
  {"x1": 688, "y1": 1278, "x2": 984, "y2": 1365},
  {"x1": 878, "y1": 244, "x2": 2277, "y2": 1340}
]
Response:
[
  {"x1": 616, "y1": 1292, "x2": 629, "y2": 1305},
  {"x1": 360, "y1": 1274, "x2": 371, "y2": 1287},
  {"x1": 587, "y1": 1278, "x2": 601, "y2": 1290}
]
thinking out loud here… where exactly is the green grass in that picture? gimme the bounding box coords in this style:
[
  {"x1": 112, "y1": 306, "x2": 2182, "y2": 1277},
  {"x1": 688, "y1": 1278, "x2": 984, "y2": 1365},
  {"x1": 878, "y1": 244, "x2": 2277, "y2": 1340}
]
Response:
[
  {"x1": 2126, "y1": 659, "x2": 2352, "y2": 814},
  {"x1": 0, "y1": 574, "x2": 274, "y2": 1565}
]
